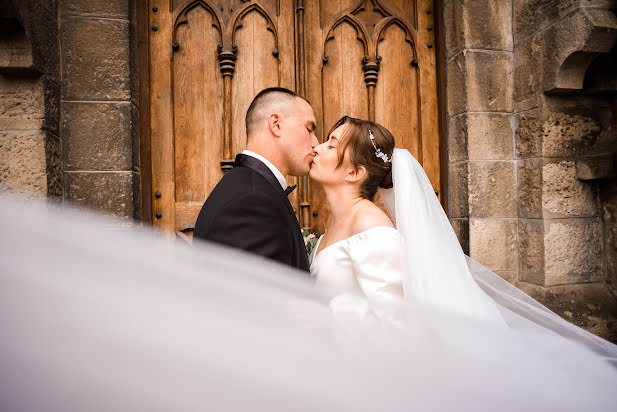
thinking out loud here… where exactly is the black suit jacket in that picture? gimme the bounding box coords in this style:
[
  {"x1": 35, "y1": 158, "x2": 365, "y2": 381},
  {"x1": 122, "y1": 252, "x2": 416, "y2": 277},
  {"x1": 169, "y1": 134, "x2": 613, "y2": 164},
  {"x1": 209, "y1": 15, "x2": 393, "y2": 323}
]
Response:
[{"x1": 194, "y1": 154, "x2": 309, "y2": 272}]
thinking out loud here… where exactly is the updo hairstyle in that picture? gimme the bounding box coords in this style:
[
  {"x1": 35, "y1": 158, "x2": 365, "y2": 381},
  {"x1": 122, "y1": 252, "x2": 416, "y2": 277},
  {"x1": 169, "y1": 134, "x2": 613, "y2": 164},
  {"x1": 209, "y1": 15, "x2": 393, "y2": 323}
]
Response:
[{"x1": 327, "y1": 116, "x2": 395, "y2": 201}]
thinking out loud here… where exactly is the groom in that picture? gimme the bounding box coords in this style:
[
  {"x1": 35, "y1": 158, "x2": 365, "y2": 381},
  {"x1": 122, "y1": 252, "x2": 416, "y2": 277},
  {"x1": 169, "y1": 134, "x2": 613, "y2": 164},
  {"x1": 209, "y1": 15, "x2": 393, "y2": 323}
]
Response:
[{"x1": 194, "y1": 88, "x2": 318, "y2": 272}]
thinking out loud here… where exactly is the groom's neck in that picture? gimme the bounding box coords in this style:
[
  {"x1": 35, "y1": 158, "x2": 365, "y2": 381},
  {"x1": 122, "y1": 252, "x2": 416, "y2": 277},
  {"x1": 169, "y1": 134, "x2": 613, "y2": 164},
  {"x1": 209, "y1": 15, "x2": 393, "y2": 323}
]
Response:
[{"x1": 245, "y1": 141, "x2": 287, "y2": 176}]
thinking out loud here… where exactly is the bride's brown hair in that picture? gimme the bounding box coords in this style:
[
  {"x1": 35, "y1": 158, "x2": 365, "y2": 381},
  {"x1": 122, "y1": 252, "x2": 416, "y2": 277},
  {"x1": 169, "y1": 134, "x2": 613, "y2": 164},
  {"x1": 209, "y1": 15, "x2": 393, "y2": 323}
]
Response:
[{"x1": 327, "y1": 116, "x2": 395, "y2": 201}]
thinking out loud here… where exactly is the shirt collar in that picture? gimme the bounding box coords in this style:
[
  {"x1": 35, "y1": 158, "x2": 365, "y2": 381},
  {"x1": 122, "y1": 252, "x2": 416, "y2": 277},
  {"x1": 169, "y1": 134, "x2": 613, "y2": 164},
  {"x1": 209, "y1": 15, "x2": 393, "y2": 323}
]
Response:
[{"x1": 241, "y1": 150, "x2": 287, "y2": 190}]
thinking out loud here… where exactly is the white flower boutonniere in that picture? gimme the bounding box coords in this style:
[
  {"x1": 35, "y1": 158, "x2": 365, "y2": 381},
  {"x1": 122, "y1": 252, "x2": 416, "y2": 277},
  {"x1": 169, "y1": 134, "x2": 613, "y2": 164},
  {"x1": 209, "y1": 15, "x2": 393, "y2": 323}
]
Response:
[{"x1": 301, "y1": 229, "x2": 318, "y2": 257}]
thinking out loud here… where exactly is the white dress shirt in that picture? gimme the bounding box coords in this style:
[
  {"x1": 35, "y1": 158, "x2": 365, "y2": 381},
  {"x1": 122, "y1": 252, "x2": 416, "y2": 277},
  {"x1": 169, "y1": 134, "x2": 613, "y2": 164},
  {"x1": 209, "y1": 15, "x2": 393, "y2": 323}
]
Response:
[{"x1": 241, "y1": 150, "x2": 287, "y2": 190}]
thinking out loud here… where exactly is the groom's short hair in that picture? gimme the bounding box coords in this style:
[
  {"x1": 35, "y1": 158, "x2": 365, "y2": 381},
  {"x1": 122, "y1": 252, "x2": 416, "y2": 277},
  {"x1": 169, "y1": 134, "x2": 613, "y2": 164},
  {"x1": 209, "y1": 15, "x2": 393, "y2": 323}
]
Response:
[{"x1": 245, "y1": 87, "x2": 309, "y2": 138}]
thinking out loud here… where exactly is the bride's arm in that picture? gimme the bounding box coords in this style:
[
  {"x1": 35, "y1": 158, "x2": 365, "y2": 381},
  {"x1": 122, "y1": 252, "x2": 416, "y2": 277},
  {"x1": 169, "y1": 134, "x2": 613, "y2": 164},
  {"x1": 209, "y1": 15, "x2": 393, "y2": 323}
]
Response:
[{"x1": 348, "y1": 229, "x2": 405, "y2": 302}]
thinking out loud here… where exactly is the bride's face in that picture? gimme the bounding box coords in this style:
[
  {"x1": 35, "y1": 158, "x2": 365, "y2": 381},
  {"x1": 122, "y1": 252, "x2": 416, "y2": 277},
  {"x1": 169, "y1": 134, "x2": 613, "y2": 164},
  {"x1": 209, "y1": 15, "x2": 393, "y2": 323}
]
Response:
[{"x1": 309, "y1": 124, "x2": 352, "y2": 185}]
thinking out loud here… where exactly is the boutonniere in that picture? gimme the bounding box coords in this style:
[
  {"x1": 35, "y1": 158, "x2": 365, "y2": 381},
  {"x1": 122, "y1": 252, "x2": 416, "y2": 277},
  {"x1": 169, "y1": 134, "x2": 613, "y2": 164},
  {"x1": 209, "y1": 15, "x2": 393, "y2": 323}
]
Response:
[{"x1": 301, "y1": 229, "x2": 318, "y2": 256}]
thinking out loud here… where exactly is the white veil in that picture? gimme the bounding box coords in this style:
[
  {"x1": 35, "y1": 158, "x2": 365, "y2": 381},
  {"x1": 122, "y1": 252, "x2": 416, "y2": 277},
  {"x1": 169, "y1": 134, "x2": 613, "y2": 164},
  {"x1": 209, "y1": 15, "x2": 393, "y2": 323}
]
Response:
[
  {"x1": 1, "y1": 194, "x2": 617, "y2": 410},
  {"x1": 381, "y1": 148, "x2": 617, "y2": 363}
]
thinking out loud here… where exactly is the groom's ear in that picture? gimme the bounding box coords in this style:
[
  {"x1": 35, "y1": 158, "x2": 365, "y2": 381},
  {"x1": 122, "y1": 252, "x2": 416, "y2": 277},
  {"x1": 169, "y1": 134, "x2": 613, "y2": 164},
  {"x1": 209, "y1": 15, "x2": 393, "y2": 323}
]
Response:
[{"x1": 268, "y1": 113, "x2": 283, "y2": 137}]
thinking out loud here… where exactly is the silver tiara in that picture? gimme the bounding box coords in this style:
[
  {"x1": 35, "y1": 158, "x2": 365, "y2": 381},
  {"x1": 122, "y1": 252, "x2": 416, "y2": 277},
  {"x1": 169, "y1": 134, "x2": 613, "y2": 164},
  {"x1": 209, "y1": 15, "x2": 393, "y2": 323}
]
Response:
[{"x1": 369, "y1": 130, "x2": 392, "y2": 163}]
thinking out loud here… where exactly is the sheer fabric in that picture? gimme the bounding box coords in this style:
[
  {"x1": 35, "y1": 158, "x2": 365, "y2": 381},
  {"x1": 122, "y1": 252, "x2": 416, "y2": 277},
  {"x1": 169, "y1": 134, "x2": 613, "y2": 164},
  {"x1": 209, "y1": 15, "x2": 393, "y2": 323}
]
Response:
[
  {"x1": 1, "y1": 195, "x2": 617, "y2": 411},
  {"x1": 381, "y1": 149, "x2": 617, "y2": 363}
]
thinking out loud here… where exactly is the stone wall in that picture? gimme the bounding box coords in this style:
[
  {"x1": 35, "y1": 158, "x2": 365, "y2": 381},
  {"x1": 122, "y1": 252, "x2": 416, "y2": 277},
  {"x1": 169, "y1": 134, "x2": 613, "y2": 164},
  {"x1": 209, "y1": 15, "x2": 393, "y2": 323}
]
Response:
[
  {"x1": 0, "y1": 0, "x2": 61, "y2": 199},
  {"x1": 0, "y1": 0, "x2": 140, "y2": 224},
  {"x1": 445, "y1": 0, "x2": 617, "y2": 341}
]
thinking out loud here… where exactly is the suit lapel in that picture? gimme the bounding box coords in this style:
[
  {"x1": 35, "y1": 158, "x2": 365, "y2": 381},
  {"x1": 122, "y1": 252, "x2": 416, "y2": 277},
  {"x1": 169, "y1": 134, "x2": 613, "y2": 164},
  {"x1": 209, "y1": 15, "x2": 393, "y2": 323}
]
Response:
[{"x1": 233, "y1": 154, "x2": 298, "y2": 221}]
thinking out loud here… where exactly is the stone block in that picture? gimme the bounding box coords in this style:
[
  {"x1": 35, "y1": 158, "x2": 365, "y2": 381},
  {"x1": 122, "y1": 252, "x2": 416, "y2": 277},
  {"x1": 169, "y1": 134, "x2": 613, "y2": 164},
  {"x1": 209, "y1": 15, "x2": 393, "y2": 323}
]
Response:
[
  {"x1": 447, "y1": 161, "x2": 468, "y2": 218},
  {"x1": 517, "y1": 158, "x2": 542, "y2": 219},
  {"x1": 449, "y1": 217, "x2": 469, "y2": 255},
  {"x1": 516, "y1": 281, "x2": 617, "y2": 343},
  {"x1": 64, "y1": 171, "x2": 134, "y2": 218},
  {"x1": 0, "y1": 22, "x2": 34, "y2": 73},
  {"x1": 0, "y1": 75, "x2": 45, "y2": 130},
  {"x1": 132, "y1": 170, "x2": 142, "y2": 220},
  {"x1": 513, "y1": 0, "x2": 578, "y2": 43},
  {"x1": 467, "y1": 113, "x2": 514, "y2": 160},
  {"x1": 542, "y1": 160, "x2": 598, "y2": 218},
  {"x1": 600, "y1": 179, "x2": 617, "y2": 223},
  {"x1": 496, "y1": 270, "x2": 518, "y2": 284},
  {"x1": 515, "y1": 113, "x2": 542, "y2": 158},
  {"x1": 513, "y1": 36, "x2": 543, "y2": 102},
  {"x1": 61, "y1": 18, "x2": 130, "y2": 100},
  {"x1": 447, "y1": 114, "x2": 467, "y2": 163},
  {"x1": 469, "y1": 218, "x2": 518, "y2": 271},
  {"x1": 444, "y1": 0, "x2": 464, "y2": 58},
  {"x1": 42, "y1": 75, "x2": 60, "y2": 135},
  {"x1": 604, "y1": 222, "x2": 617, "y2": 291},
  {"x1": 469, "y1": 160, "x2": 517, "y2": 218},
  {"x1": 465, "y1": 51, "x2": 513, "y2": 112},
  {"x1": 446, "y1": 52, "x2": 466, "y2": 115},
  {"x1": 518, "y1": 218, "x2": 544, "y2": 285},
  {"x1": 463, "y1": 0, "x2": 513, "y2": 51},
  {"x1": 61, "y1": 0, "x2": 129, "y2": 18},
  {"x1": 544, "y1": 218, "x2": 603, "y2": 285},
  {"x1": 45, "y1": 132, "x2": 62, "y2": 198},
  {"x1": 0, "y1": 130, "x2": 47, "y2": 198},
  {"x1": 62, "y1": 102, "x2": 132, "y2": 171},
  {"x1": 541, "y1": 112, "x2": 600, "y2": 157},
  {"x1": 22, "y1": 0, "x2": 60, "y2": 78}
]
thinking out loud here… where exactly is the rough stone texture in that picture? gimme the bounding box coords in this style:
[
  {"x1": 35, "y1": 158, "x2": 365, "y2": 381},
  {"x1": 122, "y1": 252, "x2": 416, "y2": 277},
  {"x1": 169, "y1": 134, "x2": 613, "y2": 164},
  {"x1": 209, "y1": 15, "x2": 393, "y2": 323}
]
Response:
[
  {"x1": 42, "y1": 75, "x2": 60, "y2": 135},
  {"x1": 542, "y1": 160, "x2": 598, "y2": 218},
  {"x1": 131, "y1": 102, "x2": 140, "y2": 172},
  {"x1": 449, "y1": 217, "x2": 470, "y2": 255},
  {"x1": 447, "y1": 114, "x2": 467, "y2": 163},
  {"x1": 448, "y1": 161, "x2": 468, "y2": 218},
  {"x1": 518, "y1": 218, "x2": 545, "y2": 285},
  {"x1": 468, "y1": 161, "x2": 517, "y2": 218},
  {"x1": 446, "y1": 52, "x2": 466, "y2": 115},
  {"x1": 64, "y1": 171, "x2": 134, "y2": 218},
  {"x1": 62, "y1": 102, "x2": 132, "y2": 171},
  {"x1": 61, "y1": 0, "x2": 129, "y2": 18},
  {"x1": 0, "y1": 130, "x2": 47, "y2": 198},
  {"x1": 450, "y1": 51, "x2": 514, "y2": 113},
  {"x1": 514, "y1": 7, "x2": 617, "y2": 97},
  {"x1": 470, "y1": 218, "x2": 518, "y2": 271},
  {"x1": 465, "y1": 51, "x2": 513, "y2": 112},
  {"x1": 513, "y1": 0, "x2": 579, "y2": 43},
  {"x1": 544, "y1": 219, "x2": 603, "y2": 286},
  {"x1": 516, "y1": 281, "x2": 617, "y2": 343},
  {"x1": 467, "y1": 113, "x2": 514, "y2": 160},
  {"x1": 517, "y1": 158, "x2": 542, "y2": 219},
  {"x1": 0, "y1": 75, "x2": 45, "y2": 130},
  {"x1": 45, "y1": 132, "x2": 62, "y2": 197},
  {"x1": 605, "y1": 222, "x2": 617, "y2": 293},
  {"x1": 541, "y1": 112, "x2": 600, "y2": 158},
  {"x1": 516, "y1": 113, "x2": 543, "y2": 158},
  {"x1": 461, "y1": 0, "x2": 513, "y2": 51},
  {"x1": 61, "y1": 18, "x2": 130, "y2": 100},
  {"x1": 444, "y1": 0, "x2": 464, "y2": 58}
]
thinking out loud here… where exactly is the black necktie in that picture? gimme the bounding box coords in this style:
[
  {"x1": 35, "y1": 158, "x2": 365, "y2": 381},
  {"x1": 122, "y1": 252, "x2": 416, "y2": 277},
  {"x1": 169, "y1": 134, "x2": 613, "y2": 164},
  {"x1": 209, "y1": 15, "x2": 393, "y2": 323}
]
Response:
[{"x1": 284, "y1": 184, "x2": 297, "y2": 196}]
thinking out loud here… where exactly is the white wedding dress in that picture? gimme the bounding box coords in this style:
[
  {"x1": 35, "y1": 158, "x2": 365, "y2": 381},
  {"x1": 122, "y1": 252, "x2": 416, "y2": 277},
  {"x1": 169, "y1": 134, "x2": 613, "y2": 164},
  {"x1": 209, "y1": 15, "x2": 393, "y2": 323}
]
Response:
[{"x1": 309, "y1": 149, "x2": 617, "y2": 365}]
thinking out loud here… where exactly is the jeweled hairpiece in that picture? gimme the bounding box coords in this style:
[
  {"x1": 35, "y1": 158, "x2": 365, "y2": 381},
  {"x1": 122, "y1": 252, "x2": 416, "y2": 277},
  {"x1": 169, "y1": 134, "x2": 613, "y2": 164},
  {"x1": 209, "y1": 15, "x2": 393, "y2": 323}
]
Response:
[{"x1": 369, "y1": 129, "x2": 392, "y2": 163}]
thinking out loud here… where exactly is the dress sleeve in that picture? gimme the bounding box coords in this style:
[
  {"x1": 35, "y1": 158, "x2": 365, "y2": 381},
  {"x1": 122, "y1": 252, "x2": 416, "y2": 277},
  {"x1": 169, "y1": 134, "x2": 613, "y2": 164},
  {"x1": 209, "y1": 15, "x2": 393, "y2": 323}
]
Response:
[{"x1": 348, "y1": 229, "x2": 405, "y2": 301}]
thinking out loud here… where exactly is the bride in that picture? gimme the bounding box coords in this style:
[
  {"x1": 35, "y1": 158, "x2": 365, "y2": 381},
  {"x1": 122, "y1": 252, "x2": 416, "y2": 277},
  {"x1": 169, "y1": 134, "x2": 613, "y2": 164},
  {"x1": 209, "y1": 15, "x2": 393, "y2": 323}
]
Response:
[{"x1": 308, "y1": 116, "x2": 617, "y2": 360}]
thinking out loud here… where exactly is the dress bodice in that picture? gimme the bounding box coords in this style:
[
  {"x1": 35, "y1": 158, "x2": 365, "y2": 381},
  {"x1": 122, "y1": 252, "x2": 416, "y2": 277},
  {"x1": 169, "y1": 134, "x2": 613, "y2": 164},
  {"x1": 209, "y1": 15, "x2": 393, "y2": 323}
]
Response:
[{"x1": 309, "y1": 226, "x2": 404, "y2": 303}]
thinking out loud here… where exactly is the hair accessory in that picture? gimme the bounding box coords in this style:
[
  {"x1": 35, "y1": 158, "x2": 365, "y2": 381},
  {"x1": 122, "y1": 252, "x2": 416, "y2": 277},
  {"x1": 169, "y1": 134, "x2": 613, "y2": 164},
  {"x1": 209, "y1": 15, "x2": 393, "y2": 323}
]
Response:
[{"x1": 369, "y1": 130, "x2": 392, "y2": 163}]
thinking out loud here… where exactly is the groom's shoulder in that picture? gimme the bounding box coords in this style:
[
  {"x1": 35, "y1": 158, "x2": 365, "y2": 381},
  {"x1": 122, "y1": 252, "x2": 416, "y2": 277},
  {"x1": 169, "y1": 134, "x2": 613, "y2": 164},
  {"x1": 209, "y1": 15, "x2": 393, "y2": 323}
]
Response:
[{"x1": 210, "y1": 164, "x2": 276, "y2": 200}]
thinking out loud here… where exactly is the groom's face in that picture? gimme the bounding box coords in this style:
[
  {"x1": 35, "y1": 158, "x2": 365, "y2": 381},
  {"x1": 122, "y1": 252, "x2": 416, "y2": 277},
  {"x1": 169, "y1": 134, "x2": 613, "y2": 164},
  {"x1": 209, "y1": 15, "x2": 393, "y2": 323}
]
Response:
[{"x1": 280, "y1": 99, "x2": 318, "y2": 176}]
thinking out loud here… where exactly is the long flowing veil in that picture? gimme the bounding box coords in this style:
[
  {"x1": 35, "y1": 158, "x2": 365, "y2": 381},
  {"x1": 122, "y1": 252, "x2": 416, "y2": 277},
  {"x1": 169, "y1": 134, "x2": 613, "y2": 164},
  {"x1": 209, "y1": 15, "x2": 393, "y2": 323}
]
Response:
[
  {"x1": 381, "y1": 148, "x2": 617, "y2": 363},
  {"x1": 1, "y1": 194, "x2": 617, "y2": 410}
]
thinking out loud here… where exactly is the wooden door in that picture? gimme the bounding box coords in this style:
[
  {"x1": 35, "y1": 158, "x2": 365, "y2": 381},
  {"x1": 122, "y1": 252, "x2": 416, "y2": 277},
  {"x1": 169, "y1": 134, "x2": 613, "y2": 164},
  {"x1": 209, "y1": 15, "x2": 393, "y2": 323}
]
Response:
[{"x1": 148, "y1": 0, "x2": 440, "y2": 236}]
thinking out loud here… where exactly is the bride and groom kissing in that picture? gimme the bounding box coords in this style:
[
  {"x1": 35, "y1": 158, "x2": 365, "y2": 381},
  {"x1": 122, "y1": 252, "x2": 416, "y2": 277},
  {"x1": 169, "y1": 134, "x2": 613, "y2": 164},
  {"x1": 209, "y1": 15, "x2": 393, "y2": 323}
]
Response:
[
  {"x1": 194, "y1": 86, "x2": 402, "y2": 300},
  {"x1": 193, "y1": 87, "x2": 617, "y2": 364}
]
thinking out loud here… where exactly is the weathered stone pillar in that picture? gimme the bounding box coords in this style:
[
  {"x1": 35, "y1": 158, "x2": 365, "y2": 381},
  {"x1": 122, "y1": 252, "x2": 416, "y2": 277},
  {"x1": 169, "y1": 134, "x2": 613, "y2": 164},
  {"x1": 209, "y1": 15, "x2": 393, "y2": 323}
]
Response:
[
  {"x1": 59, "y1": 0, "x2": 137, "y2": 222},
  {"x1": 444, "y1": 0, "x2": 518, "y2": 282},
  {"x1": 0, "y1": 0, "x2": 61, "y2": 200}
]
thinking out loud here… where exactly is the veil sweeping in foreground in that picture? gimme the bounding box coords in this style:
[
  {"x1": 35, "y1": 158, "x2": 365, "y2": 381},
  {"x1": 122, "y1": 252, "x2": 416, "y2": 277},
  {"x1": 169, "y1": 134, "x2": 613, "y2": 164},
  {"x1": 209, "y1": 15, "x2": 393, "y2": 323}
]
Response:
[
  {"x1": 1, "y1": 193, "x2": 617, "y2": 411},
  {"x1": 381, "y1": 148, "x2": 617, "y2": 364}
]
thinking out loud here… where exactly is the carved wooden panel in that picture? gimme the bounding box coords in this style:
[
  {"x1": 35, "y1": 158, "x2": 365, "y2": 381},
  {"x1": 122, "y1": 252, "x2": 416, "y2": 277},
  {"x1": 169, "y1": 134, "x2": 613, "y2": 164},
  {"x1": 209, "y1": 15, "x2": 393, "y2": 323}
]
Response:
[{"x1": 148, "y1": 0, "x2": 440, "y2": 236}]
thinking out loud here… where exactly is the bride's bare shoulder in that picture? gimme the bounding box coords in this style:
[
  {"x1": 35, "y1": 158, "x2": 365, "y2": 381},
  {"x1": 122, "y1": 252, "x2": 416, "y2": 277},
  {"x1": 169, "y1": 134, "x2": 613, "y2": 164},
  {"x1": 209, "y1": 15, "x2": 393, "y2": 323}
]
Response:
[{"x1": 351, "y1": 200, "x2": 394, "y2": 233}]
